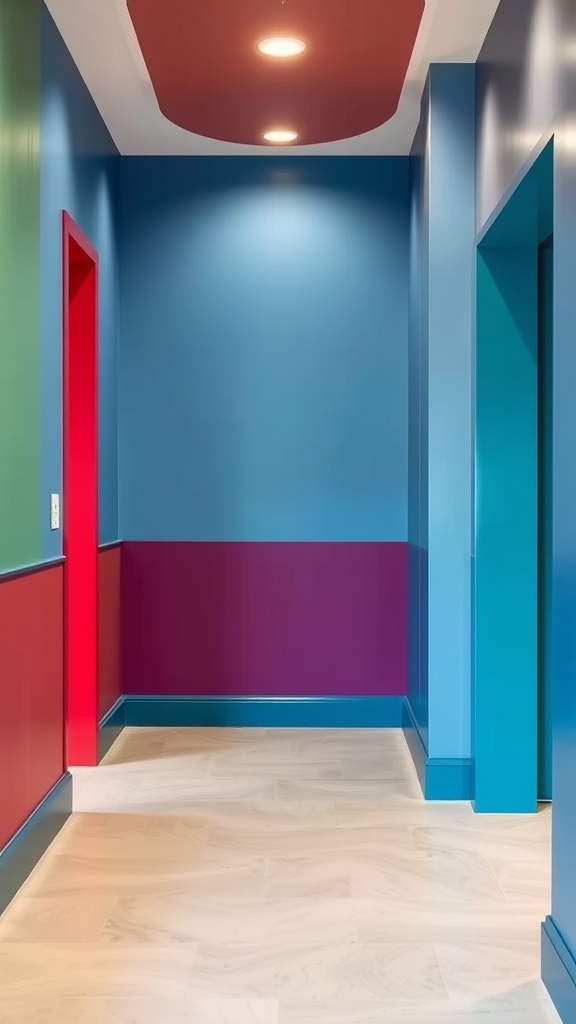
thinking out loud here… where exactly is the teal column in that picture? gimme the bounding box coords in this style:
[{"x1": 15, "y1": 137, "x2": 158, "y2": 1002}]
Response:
[{"x1": 475, "y1": 246, "x2": 539, "y2": 812}]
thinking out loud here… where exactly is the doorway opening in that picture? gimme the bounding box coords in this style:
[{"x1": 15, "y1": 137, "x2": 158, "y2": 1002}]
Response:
[
  {"x1": 63, "y1": 212, "x2": 99, "y2": 767},
  {"x1": 474, "y1": 140, "x2": 553, "y2": 812}
]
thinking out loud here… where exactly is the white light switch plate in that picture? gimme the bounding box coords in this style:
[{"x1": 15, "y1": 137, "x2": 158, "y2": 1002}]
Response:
[{"x1": 50, "y1": 493, "x2": 60, "y2": 531}]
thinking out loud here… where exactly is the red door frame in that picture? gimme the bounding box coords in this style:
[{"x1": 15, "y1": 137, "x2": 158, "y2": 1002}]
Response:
[{"x1": 63, "y1": 211, "x2": 99, "y2": 767}]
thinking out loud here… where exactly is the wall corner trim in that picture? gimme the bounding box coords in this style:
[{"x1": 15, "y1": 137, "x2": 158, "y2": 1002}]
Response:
[
  {"x1": 0, "y1": 774, "x2": 72, "y2": 916},
  {"x1": 403, "y1": 698, "x2": 473, "y2": 801},
  {"x1": 542, "y1": 916, "x2": 576, "y2": 1022},
  {"x1": 98, "y1": 540, "x2": 123, "y2": 552},
  {"x1": 0, "y1": 557, "x2": 64, "y2": 584},
  {"x1": 121, "y1": 695, "x2": 405, "y2": 729}
]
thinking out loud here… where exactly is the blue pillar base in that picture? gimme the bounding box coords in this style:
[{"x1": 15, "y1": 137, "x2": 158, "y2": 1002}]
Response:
[{"x1": 403, "y1": 699, "x2": 473, "y2": 801}]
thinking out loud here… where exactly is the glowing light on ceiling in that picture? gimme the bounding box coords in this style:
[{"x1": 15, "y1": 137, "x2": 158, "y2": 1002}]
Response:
[
  {"x1": 263, "y1": 129, "x2": 299, "y2": 143},
  {"x1": 257, "y1": 37, "x2": 306, "y2": 58}
]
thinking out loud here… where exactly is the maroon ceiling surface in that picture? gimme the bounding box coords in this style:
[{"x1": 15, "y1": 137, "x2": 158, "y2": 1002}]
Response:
[{"x1": 127, "y1": 0, "x2": 425, "y2": 146}]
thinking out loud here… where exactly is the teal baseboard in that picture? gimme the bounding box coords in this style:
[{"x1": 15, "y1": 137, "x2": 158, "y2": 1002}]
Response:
[
  {"x1": 403, "y1": 699, "x2": 474, "y2": 801},
  {"x1": 122, "y1": 695, "x2": 405, "y2": 729},
  {"x1": 0, "y1": 773, "x2": 72, "y2": 916},
  {"x1": 542, "y1": 916, "x2": 576, "y2": 1022},
  {"x1": 98, "y1": 696, "x2": 126, "y2": 762},
  {"x1": 96, "y1": 694, "x2": 405, "y2": 753}
]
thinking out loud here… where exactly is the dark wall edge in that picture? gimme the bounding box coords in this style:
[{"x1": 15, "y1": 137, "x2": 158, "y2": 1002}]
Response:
[
  {"x1": 98, "y1": 696, "x2": 126, "y2": 762},
  {"x1": 0, "y1": 774, "x2": 72, "y2": 916},
  {"x1": 542, "y1": 915, "x2": 576, "y2": 1021}
]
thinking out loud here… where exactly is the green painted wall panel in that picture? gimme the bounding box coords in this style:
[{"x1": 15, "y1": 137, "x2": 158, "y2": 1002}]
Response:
[{"x1": 0, "y1": 0, "x2": 41, "y2": 571}]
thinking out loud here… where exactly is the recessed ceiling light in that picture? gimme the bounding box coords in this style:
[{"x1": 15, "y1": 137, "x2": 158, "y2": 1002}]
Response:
[
  {"x1": 257, "y1": 37, "x2": 306, "y2": 58},
  {"x1": 263, "y1": 129, "x2": 299, "y2": 144}
]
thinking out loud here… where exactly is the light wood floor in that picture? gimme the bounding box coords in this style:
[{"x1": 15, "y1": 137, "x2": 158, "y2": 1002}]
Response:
[{"x1": 0, "y1": 727, "x2": 560, "y2": 1023}]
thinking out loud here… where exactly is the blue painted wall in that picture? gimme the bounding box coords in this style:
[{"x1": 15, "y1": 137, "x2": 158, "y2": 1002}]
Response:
[
  {"x1": 408, "y1": 96, "x2": 429, "y2": 749},
  {"x1": 41, "y1": 7, "x2": 120, "y2": 551},
  {"x1": 119, "y1": 157, "x2": 409, "y2": 542},
  {"x1": 407, "y1": 65, "x2": 476, "y2": 766},
  {"x1": 476, "y1": 0, "x2": 576, "y2": 1010},
  {"x1": 476, "y1": 0, "x2": 572, "y2": 233}
]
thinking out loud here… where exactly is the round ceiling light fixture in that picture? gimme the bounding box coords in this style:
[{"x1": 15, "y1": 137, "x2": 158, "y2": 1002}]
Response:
[
  {"x1": 257, "y1": 37, "x2": 306, "y2": 58},
  {"x1": 263, "y1": 129, "x2": 299, "y2": 144}
]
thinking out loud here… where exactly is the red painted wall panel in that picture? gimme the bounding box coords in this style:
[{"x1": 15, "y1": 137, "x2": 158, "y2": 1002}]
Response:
[
  {"x1": 98, "y1": 545, "x2": 122, "y2": 721},
  {"x1": 0, "y1": 565, "x2": 65, "y2": 851}
]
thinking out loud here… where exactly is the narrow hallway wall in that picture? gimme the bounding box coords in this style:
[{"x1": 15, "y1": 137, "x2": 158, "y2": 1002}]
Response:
[{"x1": 119, "y1": 157, "x2": 409, "y2": 708}]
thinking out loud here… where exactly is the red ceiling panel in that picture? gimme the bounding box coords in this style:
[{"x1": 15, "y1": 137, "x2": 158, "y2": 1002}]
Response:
[{"x1": 127, "y1": 0, "x2": 425, "y2": 146}]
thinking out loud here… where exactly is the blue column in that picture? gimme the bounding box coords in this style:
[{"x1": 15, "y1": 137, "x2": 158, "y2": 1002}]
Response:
[
  {"x1": 427, "y1": 65, "x2": 476, "y2": 766},
  {"x1": 406, "y1": 65, "x2": 476, "y2": 799}
]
